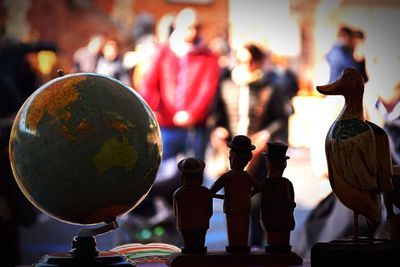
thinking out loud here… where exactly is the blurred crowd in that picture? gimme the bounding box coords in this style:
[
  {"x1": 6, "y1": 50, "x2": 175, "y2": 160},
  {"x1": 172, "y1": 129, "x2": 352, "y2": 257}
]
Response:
[
  {"x1": 58, "y1": 7, "x2": 301, "y2": 250},
  {"x1": 1, "y1": 5, "x2": 399, "y2": 266}
]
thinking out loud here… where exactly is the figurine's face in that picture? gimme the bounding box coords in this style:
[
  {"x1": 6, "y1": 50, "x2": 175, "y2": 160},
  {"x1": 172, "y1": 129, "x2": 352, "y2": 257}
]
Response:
[
  {"x1": 229, "y1": 150, "x2": 251, "y2": 170},
  {"x1": 266, "y1": 158, "x2": 286, "y2": 177},
  {"x1": 182, "y1": 173, "x2": 203, "y2": 186}
]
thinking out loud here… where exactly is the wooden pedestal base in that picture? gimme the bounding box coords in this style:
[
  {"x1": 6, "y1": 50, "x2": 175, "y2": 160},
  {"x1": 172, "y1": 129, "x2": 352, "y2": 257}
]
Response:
[
  {"x1": 166, "y1": 251, "x2": 303, "y2": 266},
  {"x1": 387, "y1": 214, "x2": 400, "y2": 241},
  {"x1": 311, "y1": 239, "x2": 400, "y2": 267},
  {"x1": 34, "y1": 251, "x2": 134, "y2": 266},
  {"x1": 34, "y1": 235, "x2": 134, "y2": 266}
]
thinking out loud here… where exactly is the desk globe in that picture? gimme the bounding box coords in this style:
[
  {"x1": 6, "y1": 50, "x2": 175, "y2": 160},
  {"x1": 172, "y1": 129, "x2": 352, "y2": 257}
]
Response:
[{"x1": 9, "y1": 72, "x2": 162, "y2": 266}]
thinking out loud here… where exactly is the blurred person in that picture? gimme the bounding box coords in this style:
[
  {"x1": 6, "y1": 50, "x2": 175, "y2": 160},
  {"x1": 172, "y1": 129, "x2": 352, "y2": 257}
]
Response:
[
  {"x1": 141, "y1": 7, "x2": 219, "y2": 178},
  {"x1": 208, "y1": 43, "x2": 291, "y2": 248},
  {"x1": 374, "y1": 81, "x2": 400, "y2": 165},
  {"x1": 156, "y1": 13, "x2": 175, "y2": 44},
  {"x1": 0, "y1": 16, "x2": 57, "y2": 266},
  {"x1": 326, "y1": 25, "x2": 368, "y2": 83},
  {"x1": 123, "y1": 14, "x2": 174, "y2": 91},
  {"x1": 124, "y1": 7, "x2": 219, "y2": 245},
  {"x1": 72, "y1": 32, "x2": 105, "y2": 73},
  {"x1": 204, "y1": 36, "x2": 232, "y2": 180},
  {"x1": 132, "y1": 12, "x2": 155, "y2": 45},
  {"x1": 269, "y1": 54, "x2": 299, "y2": 144},
  {"x1": 123, "y1": 12, "x2": 156, "y2": 90},
  {"x1": 208, "y1": 35, "x2": 231, "y2": 80},
  {"x1": 95, "y1": 38, "x2": 130, "y2": 85}
]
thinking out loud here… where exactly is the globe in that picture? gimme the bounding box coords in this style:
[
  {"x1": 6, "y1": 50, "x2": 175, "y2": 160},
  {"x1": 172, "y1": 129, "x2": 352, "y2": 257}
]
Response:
[{"x1": 9, "y1": 73, "x2": 162, "y2": 225}]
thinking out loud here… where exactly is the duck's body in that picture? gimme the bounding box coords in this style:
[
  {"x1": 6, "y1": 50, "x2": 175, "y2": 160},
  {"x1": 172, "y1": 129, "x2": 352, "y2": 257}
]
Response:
[{"x1": 317, "y1": 68, "x2": 393, "y2": 239}]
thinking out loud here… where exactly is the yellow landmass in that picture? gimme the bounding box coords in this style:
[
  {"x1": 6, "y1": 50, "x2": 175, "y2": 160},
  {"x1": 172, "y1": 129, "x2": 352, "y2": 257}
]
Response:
[
  {"x1": 93, "y1": 136, "x2": 137, "y2": 174},
  {"x1": 26, "y1": 76, "x2": 85, "y2": 131}
]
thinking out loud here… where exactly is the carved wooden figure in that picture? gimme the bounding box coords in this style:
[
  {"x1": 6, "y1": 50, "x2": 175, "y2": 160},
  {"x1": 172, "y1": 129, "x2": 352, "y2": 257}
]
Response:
[
  {"x1": 317, "y1": 68, "x2": 393, "y2": 240},
  {"x1": 260, "y1": 141, "x2": 296, "y2": 253},
  {"x1": 210, "y1": 135, "x2": 261, "y2": 253},
  {"x1": 173, "y1": 157, "x2": 213, "y2": 254}
]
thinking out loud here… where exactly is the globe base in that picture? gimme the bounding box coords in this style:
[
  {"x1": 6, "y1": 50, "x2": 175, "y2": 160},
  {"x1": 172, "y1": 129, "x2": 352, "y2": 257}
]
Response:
[{"x1": 34, "y1": 236, "x2": 134, "y2": 266}]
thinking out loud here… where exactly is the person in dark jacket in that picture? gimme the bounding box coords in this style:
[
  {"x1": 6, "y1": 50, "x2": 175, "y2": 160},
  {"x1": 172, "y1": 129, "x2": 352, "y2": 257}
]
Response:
[
  {"x1": 326, "y1": 25, "x2": 368, "y2": 83},
  {"x1": 208, "y1": 43, "x2": 290, "y2": 248}
]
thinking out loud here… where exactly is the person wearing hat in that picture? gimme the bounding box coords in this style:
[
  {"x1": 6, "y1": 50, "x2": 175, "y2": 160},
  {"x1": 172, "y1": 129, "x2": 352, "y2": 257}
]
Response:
[
  {"x1": 326, "y1": 25, "x2": 368, "y2": 84},
  {"x1": 260, "y1": 141, "x2": 296, "y2": 253},
  {"x1": 173, "y1": 157, "x2": 213, "y2": 254},
  {"x1": 210, "y1": 135, "x2": 261, "y2": 253}
]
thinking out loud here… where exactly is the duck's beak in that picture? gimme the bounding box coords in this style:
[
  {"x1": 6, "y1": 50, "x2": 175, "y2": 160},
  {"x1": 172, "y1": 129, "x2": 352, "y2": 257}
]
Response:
[{"x1": 316, "y1": 78, "x2": 341, "y2": 95}]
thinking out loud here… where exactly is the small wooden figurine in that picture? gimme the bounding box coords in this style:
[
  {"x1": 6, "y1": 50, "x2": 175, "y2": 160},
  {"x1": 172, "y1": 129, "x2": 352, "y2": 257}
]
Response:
[
  {"x1": 210, "y1": 135, "x2": 261, "y2": 253},
  {"x1": 167, "y1": 140, "x2": 303, "y2": 266},
  {"x1": 316, "y1": 68, "x2": 393, "y2": 240},
  {"x1": 173, "y1": 157, "x2": 213, "y2": 254},
  {"x1": 260, "y1": 141, "x2": 296, "y2": 253}
]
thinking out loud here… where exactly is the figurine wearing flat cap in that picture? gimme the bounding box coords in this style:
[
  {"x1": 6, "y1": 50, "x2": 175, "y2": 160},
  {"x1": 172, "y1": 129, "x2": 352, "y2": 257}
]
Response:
[
  {"x1": 173, "y1": 157, "x2": 212, "y2": 254},
  {"x1": 210, "y1": 135, "x2": 261, "y2": 253},
  {"x1": 260, "y1": 141, "x2": 296, "y2": 253}
]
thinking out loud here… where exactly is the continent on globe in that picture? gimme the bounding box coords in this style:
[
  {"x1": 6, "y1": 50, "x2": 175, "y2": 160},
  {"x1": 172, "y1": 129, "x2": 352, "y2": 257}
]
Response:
[
  {"x1": 93, "y1": 136, "x2": 138, "y2": 174},
  {"x1": 25, "y1": 76, "x2": 84, "y2": 131},
  {"x1": 9, "y1": 73, "x2": 162, "y2": 225}
]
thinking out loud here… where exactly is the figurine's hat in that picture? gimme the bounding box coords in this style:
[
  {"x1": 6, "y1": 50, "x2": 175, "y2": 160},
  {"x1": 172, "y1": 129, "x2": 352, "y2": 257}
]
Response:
[
  {"x1": 262, "y1": 141, "x2": 290, "y2": 159},
  {"x1": 178, "y1": 157, "x2": 205, "y2": 173},
  {"x1": 227, "y1": 135, "x2": 255, "y2": 151}
]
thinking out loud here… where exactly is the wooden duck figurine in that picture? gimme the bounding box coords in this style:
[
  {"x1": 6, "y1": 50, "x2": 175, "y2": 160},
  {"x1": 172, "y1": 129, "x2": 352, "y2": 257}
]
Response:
[{"x1": 317, "y1": 68, "x2": 393, "y2": 240}]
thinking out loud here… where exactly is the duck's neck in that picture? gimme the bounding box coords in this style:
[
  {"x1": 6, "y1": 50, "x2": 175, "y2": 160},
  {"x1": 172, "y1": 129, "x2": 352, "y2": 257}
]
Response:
[{"x1": 338, "y1": 95, "x2": 365, "y2": 121}]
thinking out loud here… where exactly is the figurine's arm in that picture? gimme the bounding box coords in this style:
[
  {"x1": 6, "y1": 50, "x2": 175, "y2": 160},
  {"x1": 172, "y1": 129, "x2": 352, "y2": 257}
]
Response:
[
  {"x1": 249, "y1": 174, "x2": 262, "y2": 197},
  {"x1": 289, "y1": 181, "x2": 296, "y2": 209},
  {"x1": 210, "y1": 175, "x2": 225, "y2": 198}
]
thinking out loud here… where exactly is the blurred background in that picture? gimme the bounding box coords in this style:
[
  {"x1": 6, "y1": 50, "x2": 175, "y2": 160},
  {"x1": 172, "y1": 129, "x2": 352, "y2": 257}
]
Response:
[{"x1": 0, "y1": 0, "x2": 399, "y2": 265}]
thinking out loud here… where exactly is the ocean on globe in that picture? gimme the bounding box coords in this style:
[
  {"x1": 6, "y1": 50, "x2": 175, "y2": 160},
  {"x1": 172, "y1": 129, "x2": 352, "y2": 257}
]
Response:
[{"x1": 9, "y1": 73, "x2": 162, "y2": 225}]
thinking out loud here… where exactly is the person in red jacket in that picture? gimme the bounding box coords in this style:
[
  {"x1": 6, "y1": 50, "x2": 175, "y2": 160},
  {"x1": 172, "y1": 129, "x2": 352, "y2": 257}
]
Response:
[
  {"x1": 141, "y1": 7, "x2": 219, "y2": 167},
  {"x1": 137, "y1": 7, "x2": 219, "y2": 244}
]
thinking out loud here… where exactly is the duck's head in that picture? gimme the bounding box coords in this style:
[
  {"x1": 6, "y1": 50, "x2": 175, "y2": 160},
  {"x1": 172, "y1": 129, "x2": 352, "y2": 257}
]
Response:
[{"x1": 317, "y1": 68, "x2": 364, "y2": 97}]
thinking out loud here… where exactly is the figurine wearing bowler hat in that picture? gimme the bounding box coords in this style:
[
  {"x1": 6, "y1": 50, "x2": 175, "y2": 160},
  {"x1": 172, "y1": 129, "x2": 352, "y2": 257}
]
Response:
[
  {"x1": 173, "y1": 157, "x2": 213, "y2": 254},
  {"x1": 210, "y1": 135, "x2": 261, "y2": 253},
  {"x1": 260, "y1": 141, "x2": 296, "y2": 253}
]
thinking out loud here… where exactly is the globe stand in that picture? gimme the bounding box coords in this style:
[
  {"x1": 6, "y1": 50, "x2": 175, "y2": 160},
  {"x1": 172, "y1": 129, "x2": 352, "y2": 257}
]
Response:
[{"x1": 34, "y1": 221, "x2": 135, "y2": 266}]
